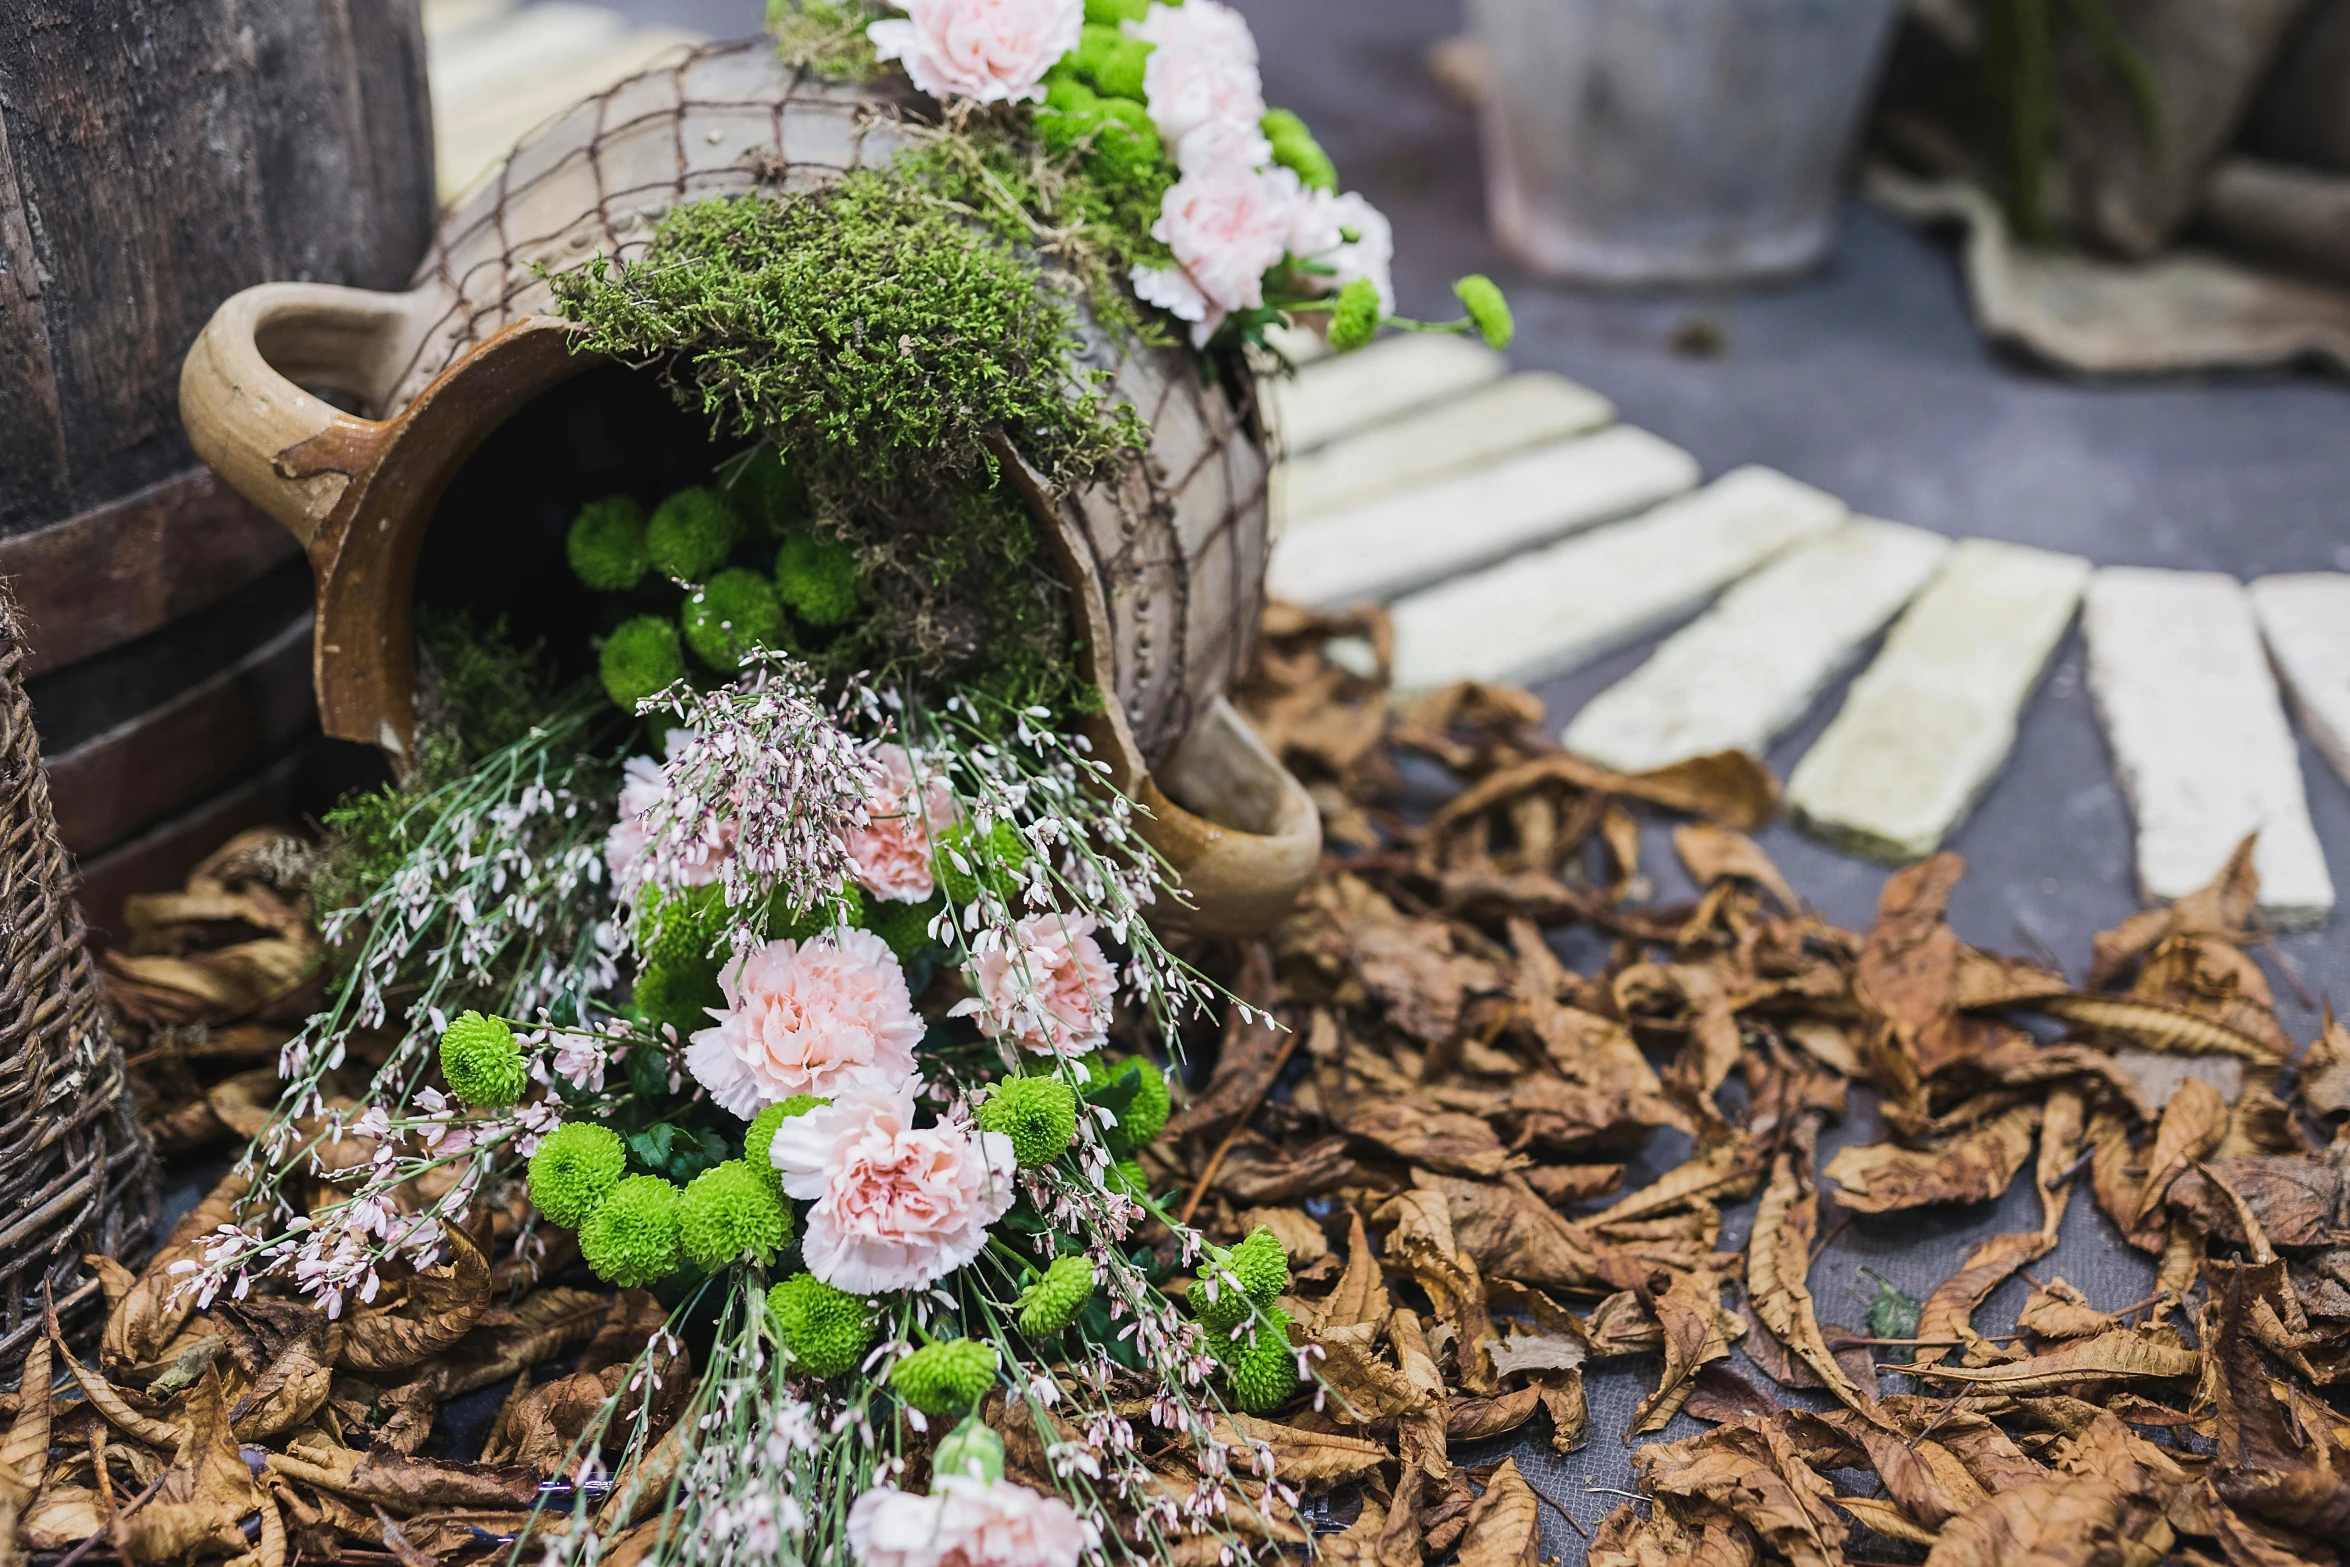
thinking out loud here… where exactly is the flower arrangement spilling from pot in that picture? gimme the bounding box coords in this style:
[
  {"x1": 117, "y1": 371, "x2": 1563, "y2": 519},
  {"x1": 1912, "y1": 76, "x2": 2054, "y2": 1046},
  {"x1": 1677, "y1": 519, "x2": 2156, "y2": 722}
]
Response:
[{"x1": 183, "y1": 6, "x2": 1516, "y2": 1567}]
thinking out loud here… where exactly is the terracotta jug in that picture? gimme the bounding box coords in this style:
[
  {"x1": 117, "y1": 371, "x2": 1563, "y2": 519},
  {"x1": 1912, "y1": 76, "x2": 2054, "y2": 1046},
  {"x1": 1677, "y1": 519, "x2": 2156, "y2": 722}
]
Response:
[{"x1": 179, "y1": 41, "x2": 1316, "y2": 935}]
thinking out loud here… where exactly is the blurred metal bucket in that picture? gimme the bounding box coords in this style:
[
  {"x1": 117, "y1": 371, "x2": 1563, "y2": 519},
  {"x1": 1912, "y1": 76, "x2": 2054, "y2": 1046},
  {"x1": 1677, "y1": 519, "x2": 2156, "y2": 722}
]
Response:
[{"x1": 1465, "y1": 0, "x2": 1900, "y2": 285}]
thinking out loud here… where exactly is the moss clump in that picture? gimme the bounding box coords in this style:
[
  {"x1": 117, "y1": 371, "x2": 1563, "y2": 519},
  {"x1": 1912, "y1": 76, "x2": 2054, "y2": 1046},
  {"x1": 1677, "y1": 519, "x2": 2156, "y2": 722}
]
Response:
[
  {"x1": 417, "y1": 610, "x2": 562, "y2": 760},
  {"x1": 679, "y1": 1160, "x2": 792, "y2": 1270},
  {"x1": 1328, "y1": 278, "x2": 1381, "y2": 353},
  {"x1": 767, "y1": 0, "x2": 886, "y2": 80},
  {"x1": 977, "y1": 1075, "x2": 1079, "y2": 1168},
  {"x1": 636, "y1": 954, "x2": 724, "y2": 1040},
  {"x1": 647, "y1": 487, "x2": 742, "y2": 582},
  {"x1": 550, "y1": 174, "x2": 1143, "y2": 503},
  {"x1": 743, "y1": 1095, "x2": 828, "y2": 1189},
  {"x1": 682, "y1": 568, "x2": 788, "y2": 672},
  {"x1": 861, "y1": 893, "x2": 939, "y2": 963},
  {"x1": 1083, "y1": 0, "x2": 1149, "y2": 23},
  {"x1": 601, "y1": 616, "x2": 687, "y2": 712},
  {"x1": 934, "y1": 819, "x2": 1030, "y2": 907},
  {"x1": 774, "y1": 535, "x2": 860, "y2": 629},
  {"x1": 1454, "y1": 274, "x2": 1514, "y2": 351},
  {"x1": 579, "y1": 1174, "x2": 684, "y2": 1287},
  {"x1": 771, "y1": 1273, "x2": 874, "y2": 1376},
  {"x1": 568, "y1": 495, "x2": 652, "y2": 591},
  {"x1": 440, "y1": 1011, "x2": 527, "y2": 1108},
  {"x1": 528, "y1": 1121, "x2": 627, "y2": 1227},
  {"x1": 888, "y1": 1338, "x2": 999, "y2": 1415},
  {"x1": 1070, "y1": 23, "x2": 1152, "y2": 100},
  {"x1": 728, "y1": 446, "x2": 812, "y2": 537},
  {"x1": 1016, "y1": 1254, "x2": 1095, "y2": 1337},
  {"x1": 1262, "y1": 109, "x2": 1337, "y2": 193}
]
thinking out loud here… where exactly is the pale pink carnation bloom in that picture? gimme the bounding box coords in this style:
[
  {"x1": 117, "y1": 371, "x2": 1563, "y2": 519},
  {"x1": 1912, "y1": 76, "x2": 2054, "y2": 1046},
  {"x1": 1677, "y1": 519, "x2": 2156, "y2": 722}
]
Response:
[
  {"x1": 1130, "y1": 0, "x2": 1264, "y2": 171},
  {"x1": 847, "y1": 1479, "x2": 1092, "y2": 1567},
  {"x1": 1132, "y1": 164, "x2": 1303, "y2": 346},
  {"x1": 685, "y1": 929, "x2": 923, "y2": 1117},
  {"x1": 953, "y1": 912, "x2": 1116, "y2": 1059},
  {"x1": 605, "y1": 729, "x2": 732, "y2": 888},
  {"x1": 1289, "y1": 188, "x2": 1396, "y2": 312},
  {"x1": 846, "y1": 744, "x2": 958, "y2": 904},
  {"x1": 868, "y1": 0, "x2": 1082, "y2": 106},
  {"x1": 768, "y1": 1074, "x2": 1018, "y2": 1294}
]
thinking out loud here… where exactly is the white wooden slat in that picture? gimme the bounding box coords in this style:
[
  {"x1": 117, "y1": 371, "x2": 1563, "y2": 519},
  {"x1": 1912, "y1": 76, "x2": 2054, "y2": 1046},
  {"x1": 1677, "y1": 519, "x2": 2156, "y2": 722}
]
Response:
[
  {"x1": 1388, "y1": 465, "x2": 1847, "y2": 692},
  {"x1": 1266, "y1": 426, "x2": 1698, "y2": 608},
  {"x1": 2085, "y1": 567, "x2": 2334, "y2": 928},
  {"x1": 1562, "y1": 517, "x2": 1950, "y2": 774},
  {"x1": 1788, "y1": 538, "x2": 2089, "y2": 864},
  {"x1": 2250, "y1": 572, "x2": 2350, "y2": 791},
  {"x1": 1261, "y1": 333, "x2": 1505, "y2": 457}
]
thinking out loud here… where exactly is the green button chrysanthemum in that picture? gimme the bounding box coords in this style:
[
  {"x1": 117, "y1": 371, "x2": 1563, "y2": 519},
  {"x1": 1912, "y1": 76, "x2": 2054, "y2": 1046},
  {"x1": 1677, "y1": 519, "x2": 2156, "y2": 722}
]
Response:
[
  {"x1": 566, "y1": 495, "x2": 650, "y2": 591},
  {"x1": 679, "y1": 1159, "x2": 792, "y2": 1271},
  {"x1": 645, "y1": 485, "x2": 741, "y2": 581},
  {"x1": 439, "y1": 1010, "x2": 527, "y2": 1108},
  {"x1": 526, "y1": 1121, "x2": 626, "y2": 1228},
  {"x1": 1328, "y1": 278, "x2": 1381, "y2": 354},
  {"x1": 682, "y1": 568, "x2": 787, "y2": 673},
  {"x1": 888, "y1": 1338, "x2": 1000, "y2": 1415},
  {"x1": 1228, "y1": 1224, "x2": 1290, "y2": 1305},
  {"x1": 770, "y1": 1273, "x2": 874, "y2": 1378},
  {"x1": 1016, "y1": 1254, "x2": 1095, "y2": 1338},
  {"x1": 600, "y1": 615, "x2": 686, "y2": 713},
  {"x1": 1225, "y1": 1308, "x2": 1301, "y2": 1414},
  {"x1": 773, "y1": 534, "x2": 861, "y2": 629},
  {"x1": 578, "y1": 1174, "x2": 683, "y2": 1288},
  {"x1": 744, "y1": 1095, "x2": 829, "y2": 1192},
  {"x1": 1454, "y1": 274, "x2": 1515, "y2": 351},
  {"x1": 1107, "y1": 1158, "x2": 1150, "y2": 1202},
  {"x1": 932, "y1": 1415, "x2": 1007, "y2": 1484},
  {"x1": 976, "y1": 1075, "x2": 1078, "y2": 1168},
  {"x1": 1104, "y1": 1056, "x2": 1171, "y2": 1146}
]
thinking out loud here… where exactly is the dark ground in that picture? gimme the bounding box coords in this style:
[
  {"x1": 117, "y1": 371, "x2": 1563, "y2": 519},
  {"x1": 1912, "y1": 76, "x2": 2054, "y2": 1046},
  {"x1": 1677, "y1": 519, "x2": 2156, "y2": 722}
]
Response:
[{"x1": 254, "y1": 1, "x2": 2350, "y2": 1555}]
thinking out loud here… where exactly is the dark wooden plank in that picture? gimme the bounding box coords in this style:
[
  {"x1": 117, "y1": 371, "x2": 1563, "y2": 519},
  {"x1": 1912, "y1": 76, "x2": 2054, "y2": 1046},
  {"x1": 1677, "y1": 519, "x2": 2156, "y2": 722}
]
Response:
[
  {"x1": 45, "y1": 611, "x2": 313, "y2": 856},
  {"x1": 0, "y1": 467, "x2": 300, "y2": 678},
  {"x1": 0, "y1": 89, "x2": 69, "y2": 530},
  {"x1": 71, "y1": 746, "x2": 306, "y2": 949}
]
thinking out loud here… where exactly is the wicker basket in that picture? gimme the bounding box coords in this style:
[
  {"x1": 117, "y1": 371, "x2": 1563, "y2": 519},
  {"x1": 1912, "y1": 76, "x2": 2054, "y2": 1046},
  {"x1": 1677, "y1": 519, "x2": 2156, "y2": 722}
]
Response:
[{"x1": 0, "y1": 585, "x2": 157, "y2": 1368}]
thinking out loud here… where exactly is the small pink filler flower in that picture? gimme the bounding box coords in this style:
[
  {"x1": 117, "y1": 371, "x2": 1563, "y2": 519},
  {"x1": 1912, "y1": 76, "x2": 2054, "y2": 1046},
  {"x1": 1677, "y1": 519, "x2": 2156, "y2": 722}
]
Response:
[
  {"x1": 868, "y1": 0, "x2": 1083, "y2": 106},
  {"x1": 846, "y1": 744, "x2": 957, "y2": 904},
  {"x1": 767, "y1": 1074, "x2": 1018, "y2": 1294},
  {"x1": 954, "y1": 912, "x2": 1116, "y2": 1059},
  {"x1": 849, "y1": 1476, "x2": 1092, "y2": 1567},
  {"x1": 685, "y1": 928, "x2": 923, "y2": 1117}
]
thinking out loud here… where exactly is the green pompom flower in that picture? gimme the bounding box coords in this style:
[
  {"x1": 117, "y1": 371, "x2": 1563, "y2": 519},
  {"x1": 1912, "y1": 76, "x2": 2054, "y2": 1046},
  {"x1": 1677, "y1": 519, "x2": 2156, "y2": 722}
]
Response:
[
  {"x1": 578, "y1": 1174, "x2": 683, "y2": 1288},
  {"x1": 1228, "y1": 1225, "x2": 1290, "y2": 1304},
  {"x1": 679, "y1": 1160, "x2": 791, "y2": 1271},
  {"x1": 1454, "y1": 274, "x2": 1514, "y2": 351},
  {"x1": 527, "y1": 1121, "x2": 626, "y2": 1228},
  {"x1": 933, "y1": 821, "x2": 1028, "y2": 906},
  {"x1": 600, "y1": 616, "x2": 686, "y2": 713},
  {"x1": 744, "y1": 1096, "x2": 829, "y2": 1191},
  {"x1": 888, "y1": 1338, "x2": 1000, "y2": 1415},
  {"x1": 1016, "y1": 1254, "x2": 1095, "y2": 1338},
  {"x1": 1107, "y1": 1158, "x2": 1150, "y2": 1203},
  {"x1": 933, "y1": 1415, "x2": 1007, "y2": 1484},
  {"x1": 1328, "y1": 277, "x2": 1382, "y2": 353},
  {"x1": 567, "y1": 495, "x2": 650, "y2": 591},
  {"x1": 729, "y1": 447, "x2": 809, "y2": 537},
  {"x1": 977, "y1": 1075, "x2": 1078, "y2": 1168},
  {"x1": 1225, "y1": 1308, "x2": 1301, "y2": 1413},
  {"x1": 1261, "y1": 108, "x2": 1337, "y2": 193},
  {"x1": 640, "y1": 888, "x2": 724, "y2": 970},
  {"x1": 646, "y1": 486, "x2": 741, "y2": 581},
  {"x1": 683, "y1": 568, "x2": 787, "y2": 673},
  {"x1": 770, "y1": 1273, "x2": 874, "y2": 1377},
  {"x1": 1072, "y1": 23, "x2": 1152, "y2": 100},
  {"x1": 773, "y1": 535, "x2": 861, "y2": 629},
  {"x1": 861, "y1": 894, "x2": 940, "y2": 963},
  {"x1": 439, "y1": 1011, "x2": 526, "y2": 1108},
  {"x1": 1083, "y1": 0, "x2": 1149, "y2": 26},
  {"x1": 634, "y1": 955, "x2": 723, "y2": 1041},
  {"x1": 1191, "y1": 1263, "x2": 1251, "y2": 1333},
  {"x1": 1103, "y1": 1056, "x2": 1171, "y2": 1146}
]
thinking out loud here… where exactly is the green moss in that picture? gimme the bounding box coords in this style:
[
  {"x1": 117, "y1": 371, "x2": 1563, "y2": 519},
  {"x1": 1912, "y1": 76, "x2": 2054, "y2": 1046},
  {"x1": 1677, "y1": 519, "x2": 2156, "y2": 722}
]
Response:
[
  {"x1": 568, "y1": 495, "x2": 652, "y2": 590},
  {"x1": 1454, "y1": 274, "x2": 1514, "y2": 351},
  {"x1": 1072, "y1": 24, "x2": 1152, "y2": 100},
  {"x1": 647, "y1": 486, "x2": 742, "y2": 582},
  {"x1": 636, "y1": 953, "x2": 724, "y2": 1039},
  {"x1": 860, "y1": 893, "x2": 939, "y2": 963},
  {"x1": 1261, "y1": 109, "x2": 1337, "y2": 194},
  {"x1": 416, "y1": 610, "x2": 564, "y2": 761},
  {"x1": 682, "y1": 568, "x2": 789, "y2": 673},
  {"x1": 601, "y1": 616, "x2": 687, "y2": 713},
  {"x1": 774, "y1": 535, "x2": 861, "y2": 629},
  {"x1": 767, "y1": 0, "x2": 887, "y2": 81}
]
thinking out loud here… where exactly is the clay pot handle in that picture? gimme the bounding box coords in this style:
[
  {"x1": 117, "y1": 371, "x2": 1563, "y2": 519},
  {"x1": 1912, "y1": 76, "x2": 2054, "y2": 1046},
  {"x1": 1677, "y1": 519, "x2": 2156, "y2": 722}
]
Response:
[{"x1": 178, "y1": 281, "x2": 429, "y2": 547}]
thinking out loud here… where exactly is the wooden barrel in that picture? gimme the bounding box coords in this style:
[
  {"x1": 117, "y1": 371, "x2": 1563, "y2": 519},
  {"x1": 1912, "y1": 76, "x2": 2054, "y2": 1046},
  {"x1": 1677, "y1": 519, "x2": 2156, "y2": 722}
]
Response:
[{"x1": 0, "y1": 0, "x2": 435, "y2": 939}]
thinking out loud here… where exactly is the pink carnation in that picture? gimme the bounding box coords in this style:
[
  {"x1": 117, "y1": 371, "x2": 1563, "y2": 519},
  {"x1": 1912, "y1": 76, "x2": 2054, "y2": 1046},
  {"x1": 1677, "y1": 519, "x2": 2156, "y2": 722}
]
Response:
[
  {"x1": 868, "y1": 0, "x2": 1083, "y2": 106},
  {"x1": 685, "y1": 929, "x2": 923, "y2": 1117},
  {"x1": 1289, "y1": 189, "x2": 1396, "y2": 312},
  {"x1": 848, "y1": 1478, "x2": 1093, "y2": 1567},
  {"x1": 767, "y1": 1075, "x2": 1018, "y2": 1294},
  {"x1": 1131, "y1": 164, "x2": 1304, "y2": 347},
  {"x1": 952, "y1": 912, "x2": 1116, "y2": 1059},
  {"x1": 846, "y1": 744, "x2": 958, "y2": 904},
  {"x1": 605, "y1": 730, "x2": 732, "y2": 887},
  {"x1": 1130, "y1": 0, "x2": 1265, "y2": 172}
]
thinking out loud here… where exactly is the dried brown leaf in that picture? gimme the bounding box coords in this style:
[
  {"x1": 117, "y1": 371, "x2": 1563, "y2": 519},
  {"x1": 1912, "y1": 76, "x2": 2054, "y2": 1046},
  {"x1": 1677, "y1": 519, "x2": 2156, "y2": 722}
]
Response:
[
  {"x1": 1825, "y1": 1101, "x2": 2040, "y2": 1213},
  {"x1": 1208, "y1": 1414, "x2": 1391, "y2": 1491},
  {"x1": 1747, "y1": 1137, "x2": 1880, "y2": 1414},
  {"x1": 1589, "y1": 1497, "x2": 1759, "y2": 1567},
  {"x1": 1674, "y1": 824, "x2": 1798, "y2": 909},
  {"x1": 1381, "y1": 1189, "x2": 1498, "y2": 1393},
  {"x1": 114, "y1": 1366, "x2": 261, "y2": 1565},
  {"x1": 1311, "y1": 1212, "x2": 1392, "y2": 1336},
  {"x1": 2018, "y1": 1278, "x2": 2119, "y2": 1340},
  {"x1": 1309, "y1": 1322, "x2": 1419, "y2": 1426},
  {"x1": 1915, "y1": 1230, "x2": 2056, "y2": 1368},
  {"x1": 105, "y1": 1172, "x2": 252, "y2": 1370},
  {"x1": 1444, "y1": 1387, "x2": 1544, "y2": 1442},
  {"x1": 1631, "y1": 1267, "x2": 1735, "y2": 1435},
  {"x1": 1638, "y1": 1418, "x2": 1847, "y2": 1567},
  {"x1": 1921, "y1": 1473, "x2": 2172, "y2": 1567},
  {"x1": 0, "y1": 1336, "x2": 49, "y2": 1511},
  {"x1": 339, "y1": 1228, "x2": 490, "y2": 1377},
  {"x1": 2168, "y1": 1157, "x2": 2343, "y2": 1250},
  {"x1": 1335, "y1": 1095, "x2": 1513, "y2": 1178},
  {"x1": 1454, "y1": 1458, "x2": 1542, "y2": 1567},
  {"x1": 2132, "y1": 1077, "x2": 2229, "y2": 1228},
  {"x1": 2034, "y1": 993, "x2": 2283, "y2": 1063},
  {"x1": 1413, "y1": 1171, "x2": 1603, "y2": 1293},
  {"x1": 1907, "y1": 1328, "x2": 2201, "y2": 1393}
]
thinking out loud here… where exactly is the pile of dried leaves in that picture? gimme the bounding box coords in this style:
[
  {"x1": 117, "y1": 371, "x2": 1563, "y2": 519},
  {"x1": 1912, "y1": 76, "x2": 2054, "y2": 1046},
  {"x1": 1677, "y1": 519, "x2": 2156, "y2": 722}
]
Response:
[{"x1": 9, "y1": 602, "x2": 2350, "y2": 1567}]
